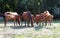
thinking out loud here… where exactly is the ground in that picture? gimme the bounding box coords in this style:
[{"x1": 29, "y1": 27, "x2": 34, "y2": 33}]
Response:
[{"x1": 0, "y1": 20, "x2": 60, "y2": 38}]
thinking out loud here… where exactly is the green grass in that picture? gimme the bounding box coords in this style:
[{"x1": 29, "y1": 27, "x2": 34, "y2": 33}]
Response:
[
  {"x1": 53, "y1": 20, "x2": 60, "y2": 23},
  {"x1": 52, "y1": 28, "x2": 60, "y2": 33},
  {"x1": 52, "y1": 34, "x2": 60, "y2": 38},
  {"x1": 14, "y1": 35, "x2": 25, "y2": 38},
  {"x1": 13, "y1": 20, "x2": 60, "y2": 38},
  {"x1": 0, "y1": 20, "x2": 4, "y2": 22},
  {"x1": 0, "y1": 20, "x2": 14, "y2": 22},
  {"x1": 0, "y1": 20, "x2": 60, "y2": 38},
  {"x1": 14, "y1": 34, "x2": 60, "y2": 38}
]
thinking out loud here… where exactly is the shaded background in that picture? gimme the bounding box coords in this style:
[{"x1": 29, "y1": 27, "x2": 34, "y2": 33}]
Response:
[{"x1": 0, "y1": 0, "x2": 60, "y2": 19}]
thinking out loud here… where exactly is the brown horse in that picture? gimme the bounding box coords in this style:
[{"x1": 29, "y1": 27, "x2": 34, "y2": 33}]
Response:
[
  {"x1": 35, "y1": 13, "x2": 45, "y2": 26},
  {"x1": 4, "y1": 12, "x2": 20, "y2": 27},
  {"x1": 22, "y1": 11, "x2": 34, "y2": 27},
  {"x1": 35, "y1": 11, "x2": 53, "y2": 27},
  {"x1": 43, "y1": 10, "x2": 53, "y2": 26},
  {"x1": 35, "y1": 14, "x2": 41, "y2": 24}
]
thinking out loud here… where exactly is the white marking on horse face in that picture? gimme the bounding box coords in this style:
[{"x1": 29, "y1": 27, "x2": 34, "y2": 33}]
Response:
[
  {"x1": 23, "y1": 12, "x2": 27, "y2": 13},
  {"x1": 36, "y1": 15, "x2": 40, "y2": 16},
  {"x1": 11, "y1": 13, "x2": 18, "y2": 15},
  {"x1": 47, "y1": 12, "x2": 50, "y2": 15},
  {"x1": 44, "y1": 11, "x2": 51, "y2": 15},
  {"x1": 31, "y1": 14, "x2": 33, "y2": 16}
]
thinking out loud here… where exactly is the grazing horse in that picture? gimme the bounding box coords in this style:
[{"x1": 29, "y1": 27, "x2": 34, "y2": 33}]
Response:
[
  {"x1": 22, "y1": 11, "x2": 34, "y2": 27},
  {"x1": 4, "y1": 12, "x2": 20, "y2": 27},
  {"x1": 43, "y1": 10, "x2": 53, "y2": 26},
  {"x1": 35, "y1": 14, "x2": 41, "y2": 25},
  {"x1": 35, "y1": 14, "x2": 45, "y2": 26},
  {"x1": 35, "y1": 11, "x2": 53, "y2": 27}
]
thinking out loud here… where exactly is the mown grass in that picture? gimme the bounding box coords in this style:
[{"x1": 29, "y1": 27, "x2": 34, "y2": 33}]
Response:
[
  {"x1": 13, "y1": 20, "x2": 60, "y2": 38},
  {"x1": 0, "y1": 20, "x2": 13, "y2": 23},
  {"x1": 53, "y1": 20, "x2": 60, "y2": 23},
  {"x1": 14, "y1": 34, "x2": 60, "y2": 38},
  {"x1": 14, "y1": 35, "x2": 25, "y2": 38},
  {"x1": 52, "y1": 28, "x2": 60, "y2": 33},
  {"x1": 0, "y1": 20, "x2": 60, "y2": 38}
]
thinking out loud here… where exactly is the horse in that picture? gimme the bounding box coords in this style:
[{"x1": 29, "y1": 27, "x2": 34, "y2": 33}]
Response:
[
  {"x1": 4, "y1": 12, "x2": 20, "y2": 27},
  {"x1": 22, "y1": 11, "x2": 34, "y2": 27},
  {"x1": 43, "y1": 10, "x2": 53, "y2": 26},
  {"x1": 35, "y1": 14, "x2": 41, "y2": 25},
  {"x1": 35, "y1": 13, "x2": 45, "y2": 26},
  {"x1": 35, "y1": 11, "x2": 53, "y2": 27}
]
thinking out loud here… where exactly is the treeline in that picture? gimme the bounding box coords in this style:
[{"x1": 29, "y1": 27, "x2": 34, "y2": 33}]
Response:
[{"x1": 0, "y1": 0, "x2": 60, "y2": 19}]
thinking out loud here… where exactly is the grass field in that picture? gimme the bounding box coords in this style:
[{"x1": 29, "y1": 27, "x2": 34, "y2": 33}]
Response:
[
  {"x1": 0, "y1": 20, "x2": 60, "y2": 38},
  {"x1": 14, "y1": 34, "x2": 60, "y2": 38},
  {"x1": 14, "y1": 20, "x2": 60, "y2": 38}
]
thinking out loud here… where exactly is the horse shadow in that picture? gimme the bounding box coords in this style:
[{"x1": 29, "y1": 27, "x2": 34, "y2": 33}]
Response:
[
  {"x1": 9, "y1": 25, "x2": 33, "y2": 29},
  {"x1": 34, "y1": 25, "x2": 43, "y2": 31}
]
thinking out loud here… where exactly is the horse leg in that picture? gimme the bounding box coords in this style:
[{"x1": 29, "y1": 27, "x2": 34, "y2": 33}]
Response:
[
  {"x1": 4, "y1": 19, "x2": 6, "y2": 27},
  {"x1": 49, "y1": 20, "x2": 52, "y2": 26},
  {"x1": 14, "y1": 19, "x2": 16, "y2": 26},
  {"x1": 17, "y1": 17, "x2": 20, "y2": 26},
  {"x1": 15, "y1": 19, "x2": 17, "y2": 25},
  {"x1": 51, "y1": 20, "x2": 53, "y2": 26},
  {"x1": 45, "y1": 21, "x2": 47, "y2": 26},
  {"x1": 31, "y1": 21, "x2": 33, "y2": 27},
  {"x1": 20, "y1": 20, "x2": 22, "y2": 26},
  {"x1": 25, "y1": 20, "x2": 26, "y2": 27},
  {"x1": 4, "y1": 18, "x2": 8, "y2": 27},
  {"x1": 39, "y1": 21, "x2": 41, "y2": 26},
  {"x1": 36, "y1": 22, "x2": 39, "y2": 26},
  {"x1": 17, "y1": 19, "x2": 20, "y2": 26},
  {"x1": 43, "y1": 21, "x2": 45, "y2": 26},
  {"x1": 27, "y1": 20, "x2": 30, "y2": 27}
]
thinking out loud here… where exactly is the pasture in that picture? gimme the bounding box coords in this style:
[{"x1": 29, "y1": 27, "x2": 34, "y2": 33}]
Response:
[{"x1": 0, "y1": 20, "x2": 60, "y2": 38}]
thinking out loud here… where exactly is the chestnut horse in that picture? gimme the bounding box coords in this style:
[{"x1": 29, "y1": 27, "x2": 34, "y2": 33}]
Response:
[
  {"x1": 35, "y1": 13, "x2": 45, "y2": 26},
  {"x1": 4, "y1": 12, "x2": 20, "y2": 27},
  {"x1": 22, "y1": 11, "x2": 34, "y2": 27},
  {"x1": 35, "y1": 14, "x2": 41, "y2": 25},
  {"x1": 43, "y1": 10, "x2": 53, "y2": 26},
  {"x1": 35, "y1": 11, "x2": 53, "y2": 27}
]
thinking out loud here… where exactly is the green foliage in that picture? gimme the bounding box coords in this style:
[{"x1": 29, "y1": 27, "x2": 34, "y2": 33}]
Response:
[{"x1": 0, "y1": 0, "x2": 60, "y2": 17}]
